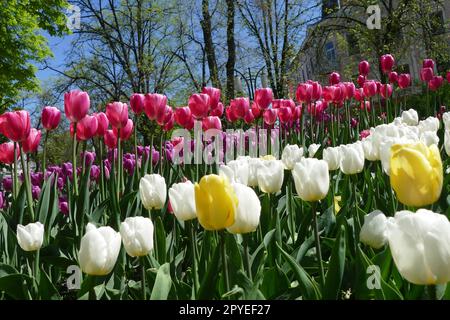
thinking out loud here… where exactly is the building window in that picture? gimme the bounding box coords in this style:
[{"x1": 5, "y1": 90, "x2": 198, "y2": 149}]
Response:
[
  {"x1": 430, "y1": 11, "x2": 445, "y2": 35},
  {"x1": 346, "y1": 33, "x2": 360, "y2": 56},
  {"x1": 325, "y1": 42, "x2": 336, "y2": 63}
]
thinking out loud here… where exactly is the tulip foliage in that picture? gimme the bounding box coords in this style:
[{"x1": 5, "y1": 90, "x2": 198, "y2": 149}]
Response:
[{"x1": 0, "y1": 55, "x2": 449, "y2": 301}]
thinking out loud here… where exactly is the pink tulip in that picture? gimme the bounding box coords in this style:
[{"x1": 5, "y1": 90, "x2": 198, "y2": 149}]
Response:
[
  {"x1": 188, "y1": 93, "x2": 210, "y2": 119},
  {"x1": 230, "y1": 97, "x2": 250, "y2": 119},
  {"x1": 363, "y1": 80, "x2": 377, "y2": 97},
  {"x1": 251, "y1": 102, "x2": 262, "y2": 118},
  {"x1": 225, "y1": 106, "x2": 238, "y2": 123},
  {"x1": 332, "y1": 84, "x2": 346, "y2": 104},
  {"x1": 114, "y1": 119, "x2": 133, "y2": 140},
  {"x1": 106, "y1": 102, "x2": 128, "y2": 129},
  {"x1": 130, "y1": 93, "x2": 145, "y2": 115},
  {"x1": 144, "y1": 93, "x2": 167, "y2": 120},
  {"x1": 278, "y1": 107, "x2": 292, "y2": 123},
  {"x1": 307, "y1": 100, "x2": 327, "y2": 117},
  {"x1": 357, "y1": 75, "x2": 366, "y2": 87},
  {"x1": 397, "y1": 74, "x2": 411, "y2": 89},
  {"x1": 388, "y1": 72, "x2": 398, "y2": 84},
  {"x1": 254, "y1": 88, "x2": 273, "y2": 110},
  {"x1": 296, "y1": 83, "x2": 312, "y2": 103},
  {"x1": 308, "y1": 81, "x2": 323, "y2": 101},
  {"x1": 420, "y1": 67, "x2": 434, "y2": 82},
  {"x1": 243, "y1": 109, "x2": 255, "y2": 124},
  {"x1": 360, "y1": 130, "x2": 371, "y2": 140},
  {"x1": 343, "y1": 82, "x2": 355, "y2": 99},
  {"x1": 360, "y1": 101, "x2": 371, "y2": 111},
  {"x1": 322, "y1": 86, "x2": 335, "y2": 102},
  {"x1": 64, "y1": 90, "x2": 90, "y2": 122},
  {"x1": 375, "y1": 81, "x2": 382, "y2": 94},
  {"x1": 210, "y1": 102, "x2": 224, "y2": 117},
  {"x1": 104, "y1": 130, "x2": 117, "y2": 149},
  {"x1": 354, "y1": 88, "x2": 365, "y2": 101},
  {"x1": 202, "y1": 87, "x2": 221, "y2": 110},
  {"x1": 157, "y1": 106, "x2": 173, "y2": 126},
  {"x1": 41, "y1": 106, "x2": 61, "y2": 131},
  {"x1": 358, "y1": 60, "x2": 370, "y2": 76},
  {"x1": 163, "y1": 114, "x2": 175, "y2": 131},
  {"x1": 0, "y1": 142, "x2": 19, "y2": 164},
  {"x1": 428, "y1": 76, "x2": 444, "y2": 91},
  {"x1": 174, "y1": 107, "x2": 192, "y2": 128},
  {"x1": 263, "y1": 109, "x2": 278, "y2": 125},
  {"x1": 22, "y1": 128, "x2": 41, "y2": 153},
  {"x1": 293, "y1": 105, "x2": 302, "y2": 121},
  {"x1": 76, "y1": 115, "x2": 98, "y2": 141},
  {"x1": 95, "y1": 112, "x2": 109, "y2": 136},
  {"x1": 380, "y1": 54, "x2": 395, "y2": 74},
  {"x1": 423, "y1": 59, "x2": 435, "y2": 69},
  {"x1": 202, "y1": 116, "x2": 222, "y2": 131},
  {"x1": 380, "y1": 84, "x2": 393, "y2": 99},
  {"x1": 329, "y1": 72, "x2": 340, "y2": 85},
  {"x1": 1, "y1": 111, "x2": 31, "y2": 142},
  {"x1": 281, "y1": 99, "x2": 296, "y2": 110}
]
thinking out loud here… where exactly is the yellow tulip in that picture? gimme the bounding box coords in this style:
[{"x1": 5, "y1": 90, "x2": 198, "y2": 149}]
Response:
[
  {"x1": 334, "y1": 196, "x2": 342, "y2": 214},
  {"x1": 390, "y1": 142, "x2": 443, "y2": 207},
  {"x1": 194, "y1": 174, "x2": 238, "y2": 230}
]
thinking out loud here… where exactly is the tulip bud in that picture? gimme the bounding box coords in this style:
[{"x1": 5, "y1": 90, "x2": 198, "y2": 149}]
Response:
[
  {"x1": 120, "y1": 217, "x2": 154, "y2": 257},
  {"x1": 210, "y1": 102, "x2": 224, "y2": 117},
  {"x1": 420, "y1": 67, "x2": 434, "y2": 82},
  {"x1": 358, "y1": 60, "x2": 370, "y2": 76},
  {"x1": 292, "y1": 158, "x2": 329, "y2": 202},
  {"x1": 104, "y1": 130, "x2": 117, "y2": 149},
  {"x1": 230, "y1": 97, "x2": 250, "y2": 119},
  {"x1": 202, "y1": 87, "x2": 221, "y2": 110},
  {"x1": 64, "y1": 90, "x2": 90, "y2": 123},
  {"x1": 329, "y1": 72, "x2": 340, "y2": 85},
  {"x1": 139, "y1": 174, "x2": 167, "y2": 210},
  {"x1": 174, "y1": 107, "x2": 193, "y2": 129},
  {"x1": 359, "y1": 210, "x2": 388, "y2": 249},
  {"x1": 263, "y1": 109, "x2": 277, "y2": 125},
  {"x1": 322, "y1": 147, "x2": 340, "y2": 171},
  {"x1": 78, "y1": 223, "x2": 121, "y2": 275},
  {"x1": 144, "y1": 93, "x2": 167, "y2": 120},
  {"x1": 76, "y1": 115, "x2": 98, "y2": 141},
  {"x1": 357, "y1": 75, "x2": 366, "y2": 87},
  {"x1": 388, "y1": 72, "x2": 398, "y2": 84},
  {"x1": 380, "y1": 54, "x2": 395, "y2": 74},
  {"x1": 363, "y1": 80, "x2": 377, "y2": 97},
  {"x1": 423, "y1": 58, "x2": 435, "y2": 69},
  {"x1": 256, "y1": 159, "x2": 284, "y2": 194},
  {"x1": 106, "y1": 102, "x2": 129, "y2": 129},
  {"x1": 387, "y1": 209, "x2": 450, "y2": 285},
  {"x1": 95, "y1": 112, "x2": 109, "y2": 136},
  {"x1": 226, "y1": 183, "x2": 261, "y2": 234},
  {"x1": 113, "y1": 118, "x2": 133, "y2": 141},
  {"x1": 281, "y1": 144, "x2": 304, "y2": 170},
  {"x1": 339, "y1": 143, "x2": 365, "y2": 174},
  {"x1": 428, "y1": 76, "x2": 444, "y2": 91},
  {"x1": 255, "y1": 88, "x2": 273, "y2": 110},
  {"x1": 41, "y1": 106, "x2": 61, "y2": 131},
  {"x1": 189, "y1": 93, "x2": 210, "y2": 119},
  {"x1": 380, "y1": 84, "x2": 393, "y2": 99},
  {"x1": 401, "y1": 109, "x2": 419, "y2": 126},
  {"x1": 22, "y1": 128, "x2": 41, "y2": 153},
  {"x1": 130, "y1": 93, "x2": 145, "y2": 115},
  {"x1": 17, "y1": 222, "x2": 44, "y2": 252},
  {"x1": 0, "y1": 142, "x2": 19, "y2": 164},
  {"x1": 397, "y1": 73, "x2": 411, "y2": 89},
  {"x1": 278, "y1": 107, "x2": 292, "y2": 123},
  {"x1": 195, "y1": 174, "x2": 238, "y2": 230},
  {"x1": 296, "y1": 83, "x2": 312, "y2": 103},
  {"x1": 390, "y1": 142, "x2": 443, "y2": 207},
  {"x1": 169, "y1": 180, "x2": 197, "y2": 221}
]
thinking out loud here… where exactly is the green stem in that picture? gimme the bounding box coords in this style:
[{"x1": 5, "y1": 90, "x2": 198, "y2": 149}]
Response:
[
  {"x1": 34, "y1": 250, "x2": 40, "y2": 298},
  {"x1": 220, "y1": 231, "x2": 230, "y2": 294},
  {"x1": 81, "y1": 141, "x2": 87, "y2": 177},
  {"x1": 117, "y1": 130, "x2": 122, "y2": 199},
  {"x1": 243, "y1": 234, "x2": 252, "y2": 281},
  {"x1": 13, "y1": 143, "x2": 18, "y2": 200},
  {"x1": 42, "y1": 131, "x2": 49, "y2": 176},
  {"x1": 428, "y1": 284, "x2": 437, "y2": 300},
  {"x1": 20, "y1": 145, "x2": 34, "y2": 220},
  {"x1": 72, "y1": 123, "x2": 79, "y2": 197},
  {"x1": 134, "y1": 115, "x2": 140, "y2": 188},
  {"x1": 188, "y1": 220, "x2": 199, "y2": 296},
  {"x1": 141, "y1": 257, "x2": 147, "y2": 300},
  {"x1": 99, "y1": 139, "x2": 106, "y2": 201},
  {"x1": 311, "y1": 201, "x2": 325, "y2": 288}
]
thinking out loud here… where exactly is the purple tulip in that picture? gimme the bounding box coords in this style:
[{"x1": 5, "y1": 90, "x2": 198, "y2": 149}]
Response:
[
  {"x1": 59, "y1": 199, "x2": 69, "y2": 215},
  {"x1": 62, "y1": 162, "x2": 73, "y2": 180},
  {"x1": 30, "y1": 172, "x2": 44, "y2": 186},
  {"x1": 2, "y1": 176, "x2": 13, "y2": 191},
  {"x1": 32, "y1": 185, "x2": 41, "y2": 200},
  {"x1": 82, "y1": 151, "x2": 96, "y2": 166},
  {"x1": 90, "y1": 165, "x2": 100, "y2": 182}
]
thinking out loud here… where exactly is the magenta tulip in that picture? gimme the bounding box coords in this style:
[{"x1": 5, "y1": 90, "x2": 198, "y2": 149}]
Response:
[
  {"x1": 388, "y1": 72, "x2": 398, "y2": 84},
  {"x1": 163, "y1": 113, "x2": 175, "y2": 131},
  {"x1": 322, "y1": 86, "x2": 335, "y2": 102},
  {"x1": 202, "y1": 116, "x2": 222, "y2": 131},
  {"x1": 95, "y1": 112, "x2": 109, "y2": 136},
  {"x1": 397, "y1": 74, "x2": 411, "y2": 89},
  {"x1": 254, "y1": 88, "x2": 273, "y2": 110},
  {"x1": 130, "y1": 93, "x2": 145, "y2": 115},
  {"x1": 202, "y1": 87, "x2": 221, "y2": 110},
  {"x1": 76, "y1": 115, "x2": 98, "y2": 141},
  {"x1": 329, "y1": 72, "x2": 340, "y2": 85},
  {"x1": 230, "y1": 97, "x2": 250, "y2": 119},
  {"x1": 354, "y1": 88, "x2": 365, "y2": 101},
  {"x1": 225, "y1": 106, "x2": 238, "y2": 123},
  {"x1": 243, "y1": 109, "x2": 255, "y2": 124},
  {"x1": 380, "y1": 54, "x2": 395, "y2": 74},
  {"x1": 343, "y1": 82, "x2": 355, "y2": 99},
  {"x1": 157, "y1": 106, "x2": 173, "y2": 126},
  {"x1": 1, "y1": 111, "x2": 31, "y2": 142},
  {"x1": 114, "y1": 119, "x2": 133, "y2": 140},
  {"x1": 106, "y1": 102, "x2": 128, "y2": 129},
  {"x1": 174, "y1": 107, "x2": 193, "y2": 129},
  {"x1": 22, "y1": 128, "x2": 41, "y2": 153},
  {"x1": 0, "y1": 142, "x2": 19, "y2": 164},
  {"x1": 263, "y1": 108, "x2": 278, "y2": 125},
  {"x1": 428, "y1": 76, "x2": 444, "y2": 91},
  {"x1": 104, "y1": 130, "x2": 117, "y2": 149},
  {"x1": 251, "y1": 102, "x2": 262, "y2": 118},
  {"x1": 380, "y1": 84, "x2": 393, "y2": 99},
  {"x1": 423, "y1": 59, "x2": 435, "y2": 69},
  {"x1": 41, "y1": 106, "x2": 61, "y2": 131},
  {"x1": 357, "y1": 75, "x2": 366, "y2": 88},
  {"x1": 363, "y1": 80, "x2": 377, "y2": 97},
  {"x1": 308, "y1": 81, "x2": 323, "y2": 101},
  {"x1": 210, "y1": 102, "x2": 224, "y2": 117},
  {"x1": 64, "y1": 90, "x2": 90, "y2": 122},
  {"x1": 144, "y1": 93, "x2": 167, "y2": 121},
  {"x1": 188, "y1": 93, "x2": 210, "y2": 119},
  {"x1": 420, "y1": 67, "x2": 434, "y2": 82},
  {"x1": 359, "y1": 60, "x2": 370, "y2": 76},
  {"x1": 278, "y1": 107, "x2": 292, "y2": 123},
  {"x1": 296, "y1": 83, "x2": 312, "y2": 103}
]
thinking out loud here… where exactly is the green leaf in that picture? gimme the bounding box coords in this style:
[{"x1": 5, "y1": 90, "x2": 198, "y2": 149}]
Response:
[
  {"x1": 0, "y1": 273, "x2": 33, "y2": 300},
  {"x1": 198, "y1": 242, "x2": 221, "y2": 300},
  {"x1": 323, "y1": 224, "x2": 346, "y2": 299},
  {"x1": 155, "y1": 217, "x2": 166, "y2": 264},
  {"x1": 150, "y1": 263, "x2": 172, "y2": 300},
  {"x1": 39, "y1": 267, "x2": 61, "y2": 300}
]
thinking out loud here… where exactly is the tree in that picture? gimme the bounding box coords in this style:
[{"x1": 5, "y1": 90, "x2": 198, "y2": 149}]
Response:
[
  {"x1": 225, "y1": 0, "x2": 236, "y2": 102},
  {"x1": 0, "y1": 0, "x2": 69, "y2": 109}
]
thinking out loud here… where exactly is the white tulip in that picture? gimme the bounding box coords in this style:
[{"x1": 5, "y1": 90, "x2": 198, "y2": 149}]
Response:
[
  {"x1": 443, "y1": 112, "x2": 450, "y2": 130},
  {"x1": 120, "y1": 217, "x2": 154, "y2": 257},
  {"x1": 169, "y1": 180, "x2": 196, "y2": 221},
  {"x1": 359, "y1": 210, "x2": 388, "y2": 249},
  {"x1": 247, "y1": 157, "x2": 261, "y2": 187},
  {"x1": 281, "y1": 144, "x2": 304, "y2": 170},
  {"x1": 17, "y1": 222, "x2": 44, "y2": 252},
  {"x1": 219, "y1": 159, "x2": 249, "y2": 185},
  {"x1": 401, "y1": 109, "x2": 419, "y2": 126},
  {"x1": 256, "y1": 159, "x2": 284, "y2": 193},
  {"x1": 445, "y1": 130, "x2": 450, "y2": 157},
  {"x1": 226, "y1": 183, "x2": 261, "y2": 234},
  {"x1": 418, "y1": 116, "x2": 440, "y2": 133},
  {"x1": 387, "y1": 209, "x2": 450, "y2": 285},
  {"x1": 308, "y1": 143, "x2": 320, "y2": 158},
  {"x1": 322, "y1": 147, "x2": 340, "y2": 171},
  {"x1": 362, "y1": 137, "x2": 379, "y2": 161},
  {"x1": 139, "y1": 174, "x2": 167, "y2": 210},
  {"x1": 420, "y1": 131, "x2": 439, "y2": 147},
  {"x1": 292, "y1": 158, "x2": 329, "y2": 202},
  {"x1": 339, "y1": 143, "x2": 365, "y2": 175},
  {"x1": 78, "y1": 223, "x2": 121, "y2": 276}
]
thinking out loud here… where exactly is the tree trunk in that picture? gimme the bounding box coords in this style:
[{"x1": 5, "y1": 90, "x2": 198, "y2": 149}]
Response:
[
  {"x1": 225, "y1": 0, "x2": 235, "y2": 102},
  {"x1": 201, "y1": 0, "x2": 221, "y2": 89}
]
